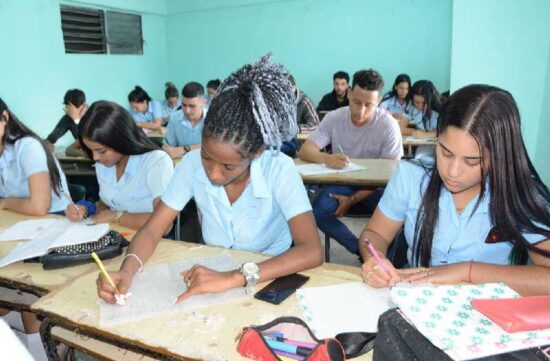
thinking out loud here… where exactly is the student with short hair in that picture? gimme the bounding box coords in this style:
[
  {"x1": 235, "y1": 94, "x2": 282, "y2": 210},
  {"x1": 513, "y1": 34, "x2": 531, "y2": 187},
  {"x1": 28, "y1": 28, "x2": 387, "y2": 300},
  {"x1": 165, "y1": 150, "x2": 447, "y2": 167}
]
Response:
[
  {"x1": 46, "y1": 88, "x2": 87, "y2": 156},
  {"x1": 361, "y1": 84, "x2": 550, "y2": 360},
  {"x1": 96, "y1": 54, "x2": 323, "y2": 304},
  {"x1": 317, "y1": 70, "x2": 350, "y2": 113},
  {"x1": 65, "y1": 101, "x2": 174, "y2": 230},
  {"x1": 128, "y1": 86, "x2": 163, "y2": 131},
  {"x1": 205, "y1": 79, "x2": 221, "y2": 107},
  {"x1": 380, "y1": 74, "x2": 412, "y2": 117},
  {"x1": 161, "y1": 82, "x2": 180, "y2": 125},
  {"x1": 300, "y1": 69, "x2": 403, "y2": 255},
  {"x1": 0, "y1": 97, "x2": 70, "y2": 361},
  {"x1": 162, "y1": 82, "x2": 207, "y2": 159}
]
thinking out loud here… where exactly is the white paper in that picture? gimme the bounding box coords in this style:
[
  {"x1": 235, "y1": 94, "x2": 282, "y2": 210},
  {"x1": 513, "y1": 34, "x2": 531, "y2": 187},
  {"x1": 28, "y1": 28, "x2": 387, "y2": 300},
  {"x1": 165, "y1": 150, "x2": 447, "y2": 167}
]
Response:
[
  {"x1": 0, "y1": 219, "x2": 109, "y2": 267},
  {"x1": 296, "y1": 162, "x2": 365, "y2": 176},
  {"x1": 0, "y1": 219, "x2": 57, "y2": 241},
  {"x1": 99, "y1": 252, "x2": 249, "y2": 327},
  {"x1": 296, "y1": 282, "x2": 394, "y2": 338},
  {"x1": 404, "y1": 136, "x2": 436, "y2": 143}
]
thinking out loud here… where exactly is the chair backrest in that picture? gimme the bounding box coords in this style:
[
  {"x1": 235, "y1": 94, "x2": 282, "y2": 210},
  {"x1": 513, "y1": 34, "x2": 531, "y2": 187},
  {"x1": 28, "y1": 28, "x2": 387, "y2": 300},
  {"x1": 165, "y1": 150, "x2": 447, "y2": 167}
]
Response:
[{"x1": 68, "y1": 183, "x2": 86, "y2": 202}]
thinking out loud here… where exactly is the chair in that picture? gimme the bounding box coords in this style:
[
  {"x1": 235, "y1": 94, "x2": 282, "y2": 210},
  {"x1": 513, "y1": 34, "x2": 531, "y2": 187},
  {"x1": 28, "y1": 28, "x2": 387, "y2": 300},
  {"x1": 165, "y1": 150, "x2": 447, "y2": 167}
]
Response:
[{"x1": 67, "y1": 183, "x2": 86, "y2": 202}]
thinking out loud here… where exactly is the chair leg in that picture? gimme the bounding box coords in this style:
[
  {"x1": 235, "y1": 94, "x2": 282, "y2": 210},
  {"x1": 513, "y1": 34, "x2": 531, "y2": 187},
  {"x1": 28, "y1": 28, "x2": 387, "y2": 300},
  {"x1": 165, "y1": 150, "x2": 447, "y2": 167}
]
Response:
[{"x1": 324, "y1": 233, "x2": 331, "y2": 263}]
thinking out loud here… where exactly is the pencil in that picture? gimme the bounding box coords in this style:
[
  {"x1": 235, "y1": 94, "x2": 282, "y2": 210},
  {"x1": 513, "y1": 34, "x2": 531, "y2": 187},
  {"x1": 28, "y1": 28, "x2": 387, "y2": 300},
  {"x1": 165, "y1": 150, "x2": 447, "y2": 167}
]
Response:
[
  {"x1": 91, "y1": 252, "x2": 118, "y2": 291},
  {"x1": 63, "y1": 191, "x2": 82, "y2": 217},
  {"x1": 364, "y1": 239, "x2": 391, "y2": 276}
]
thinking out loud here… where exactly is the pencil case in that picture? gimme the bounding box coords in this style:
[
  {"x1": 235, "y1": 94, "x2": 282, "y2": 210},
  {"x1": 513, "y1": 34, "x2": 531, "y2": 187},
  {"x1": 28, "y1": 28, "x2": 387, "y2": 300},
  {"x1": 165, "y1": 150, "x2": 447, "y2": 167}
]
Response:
[
  {"x1": 471, "y1": 296, "x2": 550, "y2": 333},
  {"x1": 236, "y1": 316, "x2": 346, "y2": 361}
]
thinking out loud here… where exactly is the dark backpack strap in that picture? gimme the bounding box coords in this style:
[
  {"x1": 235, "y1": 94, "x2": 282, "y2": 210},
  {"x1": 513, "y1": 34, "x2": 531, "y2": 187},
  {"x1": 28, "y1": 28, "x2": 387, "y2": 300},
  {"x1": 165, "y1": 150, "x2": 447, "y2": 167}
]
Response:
[{"x1": 335, "y1": 332, "x2": 376, "y2": 359}]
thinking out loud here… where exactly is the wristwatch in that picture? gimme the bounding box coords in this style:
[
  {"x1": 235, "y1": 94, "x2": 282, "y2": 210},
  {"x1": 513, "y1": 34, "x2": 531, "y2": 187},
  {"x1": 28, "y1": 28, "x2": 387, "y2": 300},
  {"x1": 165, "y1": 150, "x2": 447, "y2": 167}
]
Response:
[
  {"x1": 183, "y1": 145, "x2": 191, "y2": 153},
  {"x1": 240, "y1": 262, "x2": 260, "y2": 288}
]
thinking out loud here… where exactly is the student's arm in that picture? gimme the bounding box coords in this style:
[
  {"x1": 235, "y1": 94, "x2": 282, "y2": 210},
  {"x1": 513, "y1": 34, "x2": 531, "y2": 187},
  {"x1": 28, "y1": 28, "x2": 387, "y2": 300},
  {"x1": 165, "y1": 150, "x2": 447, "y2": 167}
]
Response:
[
  {"x1": 136, "y1": 118, "x2": 162, "y2": 131},
  {"x1": 331, "y1": 189, "x2": 377, "y2": 217},
  {"x1": 404, "y1": 239, "x2": 550, "y2": 296},
  {"x1": 176, "y1": 211, "x2": 323, "y2": 303},
  {"x1": 397, "y1": 115, "x2": 414, "y2": 136},
  {"x1": 299, "y1": 139, "x2": 348, "y2": 169},
  {"x1": 96, "y1": 201, "x2": 179, "y2": 303},
  {"x1": 45, "y1": 116, "x2": 70, "y2": 144},
  {"x1": 0, "y1": 172, "x2": 51, "y2": 216}
]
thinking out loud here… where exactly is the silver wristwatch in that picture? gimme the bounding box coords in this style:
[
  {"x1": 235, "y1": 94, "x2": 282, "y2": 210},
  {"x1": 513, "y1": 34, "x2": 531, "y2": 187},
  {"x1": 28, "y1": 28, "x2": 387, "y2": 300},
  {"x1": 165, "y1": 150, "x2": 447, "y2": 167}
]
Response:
[{"x1": 240, "y1": 262, "x2": 260, "y2": 288}]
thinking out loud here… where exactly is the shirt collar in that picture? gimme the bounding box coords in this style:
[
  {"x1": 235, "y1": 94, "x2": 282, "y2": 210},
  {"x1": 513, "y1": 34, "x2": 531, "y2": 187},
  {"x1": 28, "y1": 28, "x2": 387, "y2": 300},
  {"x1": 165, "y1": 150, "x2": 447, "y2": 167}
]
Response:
[{"x1": 123, "y1": 154, "x2": 139, "y2": 178}]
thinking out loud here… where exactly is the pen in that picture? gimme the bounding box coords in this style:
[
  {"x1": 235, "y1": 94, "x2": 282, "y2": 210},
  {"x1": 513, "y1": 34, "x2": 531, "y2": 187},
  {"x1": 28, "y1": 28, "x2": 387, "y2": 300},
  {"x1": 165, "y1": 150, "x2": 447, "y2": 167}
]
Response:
[
  {"x1": 364, "y1": 238, "x2": 391, "y2": 276},
  {"x1": 63, "y1": 191, "x2": 82, "y2": 218},
  {"x1": 265, "y1": 339, "x2": 312, "y2": 357},
  {"x1": 337, "y1": 144, "x2": 346, "y2": 157},
  {"x1": 91, "y1": 252, "x2": 118, "y2": 291}
]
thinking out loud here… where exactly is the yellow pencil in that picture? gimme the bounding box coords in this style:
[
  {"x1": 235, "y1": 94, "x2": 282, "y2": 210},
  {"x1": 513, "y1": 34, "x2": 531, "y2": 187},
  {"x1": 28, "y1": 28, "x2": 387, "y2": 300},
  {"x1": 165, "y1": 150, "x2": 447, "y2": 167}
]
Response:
[{"x1": 91, "y1": 252, "x2": 118, "y2": 291}]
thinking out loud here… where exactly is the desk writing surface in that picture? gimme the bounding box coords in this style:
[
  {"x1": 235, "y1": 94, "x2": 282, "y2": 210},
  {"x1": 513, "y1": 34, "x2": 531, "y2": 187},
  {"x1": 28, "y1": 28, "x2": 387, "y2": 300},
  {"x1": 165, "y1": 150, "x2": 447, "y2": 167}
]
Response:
[
  {"x1": 32, "y1": 242, "x2": 370, "y2": 360},
  {"x1": 295, "y1": 158, "x2": 399, "y2": 187},
  {"x1": 0, "y1": 210, "x2": 134, "y2": 295}
]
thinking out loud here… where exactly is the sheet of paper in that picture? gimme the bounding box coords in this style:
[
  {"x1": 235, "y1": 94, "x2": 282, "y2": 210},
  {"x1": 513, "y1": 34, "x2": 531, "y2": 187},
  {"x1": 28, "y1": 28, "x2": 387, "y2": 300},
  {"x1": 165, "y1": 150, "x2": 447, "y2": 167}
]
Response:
[
  {"x1": 0, "y1": 219, "x2": 57, "y2": 241},
  {"x1": 296, "y1": 282, "x2": 394, "y2": 338},
  {"x1": 391, "y1": 283, "x2": 550, "y2": 360},
  {"x1": 99, "y1": 252, "x2": 249, "y2": 327},
  {"x1": 0, "y1": 219, "x2": 109, "y2": 267},
  {"x1": 404, "y1": 136, "x2": 436, "y2": 143},
  {"x1": 296, "y1": 162, "x2": 365, "y2": 176}
]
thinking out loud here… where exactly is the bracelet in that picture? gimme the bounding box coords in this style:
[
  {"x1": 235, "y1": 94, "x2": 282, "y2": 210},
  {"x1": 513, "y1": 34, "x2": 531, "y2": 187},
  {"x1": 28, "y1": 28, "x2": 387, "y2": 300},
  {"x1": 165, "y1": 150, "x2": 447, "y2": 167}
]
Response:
[
  {"x1": 467, "y1": 260, "x2": 474, "y2": 283},
  {"x1": 123, "y1": 253, "x2": 143, "y2": 273}
]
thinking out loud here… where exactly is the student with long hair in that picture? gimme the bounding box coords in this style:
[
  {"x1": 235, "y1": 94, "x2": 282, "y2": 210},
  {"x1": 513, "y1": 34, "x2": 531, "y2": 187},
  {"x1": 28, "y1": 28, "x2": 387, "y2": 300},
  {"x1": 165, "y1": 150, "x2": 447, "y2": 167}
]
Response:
[
  {"x1": 399, "y1": 80, "x2": 442, "y2": 138},
  {"x1": 161, "y1": 82, "x2": 180, "y2": 124},
  {"x1": 0, "y1": 97, "x2": 70, "y2": 361},
  {"x1": 65, "y1": 101, "x2": 174, "y2": 229},
  {"x1": 128, "y1": 86, "x2": 163, "y2": 131},
  {"x1": 205, "y1": 78, "x2": 221, "y2": 107},
  {"x1": 96, "y1": 54, "x2": 323, "y2": 304},
  {"x1": 362, "y1": 84, "x2": 550, "y2": 361},
  {"x1": 380, "y1": 73, "x2": 412, "y2": 117}
]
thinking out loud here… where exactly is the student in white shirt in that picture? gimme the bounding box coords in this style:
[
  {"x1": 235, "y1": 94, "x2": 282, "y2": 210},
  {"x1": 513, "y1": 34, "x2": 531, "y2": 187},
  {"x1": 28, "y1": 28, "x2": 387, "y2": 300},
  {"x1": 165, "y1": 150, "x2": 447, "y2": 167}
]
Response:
[{"x1": 65, "y1": 101, "x2": 174, "y2": 230}]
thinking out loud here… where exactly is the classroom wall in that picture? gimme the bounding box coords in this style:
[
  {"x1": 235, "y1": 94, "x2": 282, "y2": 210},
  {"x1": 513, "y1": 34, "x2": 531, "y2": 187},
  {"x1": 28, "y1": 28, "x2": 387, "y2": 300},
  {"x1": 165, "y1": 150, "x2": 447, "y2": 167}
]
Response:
[
  {"x1": 0, "y1": 0, "x2": 168, "y2": 145},
  {"x1": 450, "y1": 0, "x2": 550, "y2": 185},
  {"x1": 165, "y1": 0, "x2": 453, "y2": 104}
]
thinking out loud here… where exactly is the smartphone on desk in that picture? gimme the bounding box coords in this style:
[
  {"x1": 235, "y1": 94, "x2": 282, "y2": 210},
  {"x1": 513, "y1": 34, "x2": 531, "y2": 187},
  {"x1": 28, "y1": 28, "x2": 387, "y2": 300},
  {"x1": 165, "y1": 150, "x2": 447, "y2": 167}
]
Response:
[{"x1": 254, "y1": 273, "x2": 310, "y2": 305}]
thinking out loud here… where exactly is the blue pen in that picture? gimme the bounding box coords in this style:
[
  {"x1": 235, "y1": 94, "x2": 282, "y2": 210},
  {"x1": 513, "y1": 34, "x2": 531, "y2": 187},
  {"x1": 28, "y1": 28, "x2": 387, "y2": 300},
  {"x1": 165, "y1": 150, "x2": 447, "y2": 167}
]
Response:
[{"x1": 265, "y1": 339, "x2": 312, "y2": 357}]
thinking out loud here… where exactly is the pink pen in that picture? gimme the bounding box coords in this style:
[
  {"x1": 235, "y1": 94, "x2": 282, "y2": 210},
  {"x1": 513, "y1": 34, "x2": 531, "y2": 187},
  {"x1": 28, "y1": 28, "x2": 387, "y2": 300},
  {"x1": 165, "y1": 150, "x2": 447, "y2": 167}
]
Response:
[{"x1": 364, "y1": 238, "x2": 391, "y2": 276}]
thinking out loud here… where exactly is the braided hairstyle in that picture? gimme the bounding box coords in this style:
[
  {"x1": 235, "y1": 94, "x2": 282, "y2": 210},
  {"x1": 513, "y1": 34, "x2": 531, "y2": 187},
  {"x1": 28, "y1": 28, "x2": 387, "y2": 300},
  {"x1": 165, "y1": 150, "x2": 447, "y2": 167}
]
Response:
[{"x1": 203, "y1": 53, "x2": 297, "y2": 157}]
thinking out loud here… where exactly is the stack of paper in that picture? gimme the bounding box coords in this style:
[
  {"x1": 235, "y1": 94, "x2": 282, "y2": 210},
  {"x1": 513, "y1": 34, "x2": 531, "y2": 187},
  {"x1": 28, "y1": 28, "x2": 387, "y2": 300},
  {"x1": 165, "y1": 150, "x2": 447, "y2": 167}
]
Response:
[
  {"x1": 296, "y1": 162, "x2": 365, "y2": 176},
  {"x1": 391, "y1": 283, "x2": 550, "y2": 360},
  {"x1": 0, "y1": 218, "x2": 109, "y2": 267}
]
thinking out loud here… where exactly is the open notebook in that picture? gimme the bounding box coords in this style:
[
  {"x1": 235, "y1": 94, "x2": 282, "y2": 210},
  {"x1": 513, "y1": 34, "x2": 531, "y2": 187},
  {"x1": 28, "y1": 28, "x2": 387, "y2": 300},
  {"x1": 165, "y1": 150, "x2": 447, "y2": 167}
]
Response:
[{"x1": 0, "y1": 218, "x2": 109, "y2": 267}]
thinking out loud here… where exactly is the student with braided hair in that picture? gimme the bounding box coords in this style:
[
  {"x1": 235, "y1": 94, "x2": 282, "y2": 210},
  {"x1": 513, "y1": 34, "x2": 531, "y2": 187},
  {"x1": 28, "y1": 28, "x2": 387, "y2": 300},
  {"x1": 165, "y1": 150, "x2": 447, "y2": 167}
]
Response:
[{"x1": 96, "y1": 54, "x2": 323, "y2": 304}]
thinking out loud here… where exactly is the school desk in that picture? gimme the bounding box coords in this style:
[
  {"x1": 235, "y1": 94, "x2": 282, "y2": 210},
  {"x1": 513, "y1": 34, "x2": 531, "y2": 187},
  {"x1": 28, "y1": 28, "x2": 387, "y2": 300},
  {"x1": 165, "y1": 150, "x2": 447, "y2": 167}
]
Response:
[
  {"x1": 295, "y1": 158, "x2": 399, "y2": 188},
  {"x1": 32, "y1": 241, "x2": 373, "y2": 360},
  {"x1": 297, "y1": 130, "x2": 313, "y2": 141},
  {"x1": 402, "y1": 136, "x2": 436, "y2": 157},
  {"x1": 0, "y1": 210, "x2": 135, "y2": 313},
  {"x1": 54, "y1": 147, "x2": 95, "y2": 177}
]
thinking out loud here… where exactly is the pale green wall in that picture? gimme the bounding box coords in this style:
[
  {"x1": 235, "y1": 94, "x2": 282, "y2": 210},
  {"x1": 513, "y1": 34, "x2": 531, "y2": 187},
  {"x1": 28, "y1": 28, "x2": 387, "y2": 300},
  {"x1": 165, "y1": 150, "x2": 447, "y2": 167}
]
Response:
[
  {"x1": 0, "y1": 0, "x2": 168, "y2": 145},
  {"x1": 165, "y1": 0, "x2": 453, "y2": 104},
  {"x1": 535, "y1": 43, "x2": 550, "y2": 185},
  {"x1": 450, "y1": 0, "x2": 550, "y2": 185}
]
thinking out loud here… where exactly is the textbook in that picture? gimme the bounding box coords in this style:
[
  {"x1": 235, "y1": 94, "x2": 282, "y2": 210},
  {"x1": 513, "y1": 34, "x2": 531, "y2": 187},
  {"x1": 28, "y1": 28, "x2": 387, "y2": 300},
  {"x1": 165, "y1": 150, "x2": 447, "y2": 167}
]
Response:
[
  {"x1": 390, "y1": 283, "x2": 550, "y2": 360},
  {"x1": 0, "y1": 219, "x2": 109, "y2": 267}
]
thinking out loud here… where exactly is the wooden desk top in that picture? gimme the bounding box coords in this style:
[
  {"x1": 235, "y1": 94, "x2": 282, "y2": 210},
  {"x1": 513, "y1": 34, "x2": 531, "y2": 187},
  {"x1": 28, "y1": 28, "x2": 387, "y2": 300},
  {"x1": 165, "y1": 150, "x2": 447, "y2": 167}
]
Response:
[
  {"x1": 0, "y1": 211, "x2": 135, "y2": 295},
  {"x1": 146, "y1": 128, "x2": 166, "y2": 139},
  {"x1": 32, "y1": 242, "x2": 370, "y2": 360},
  {"x1": 295, "y1": 158, "x2": 399, "y2": 187},
  {"x1": 402, "y1": 136, "x2": 436, "y2": 146},
  {"x1": 297, "y1": 131, "x2": 313, "y2": 141},
  {"x1": 55, "y1": 148, "x2": 93, "y2": 165}
]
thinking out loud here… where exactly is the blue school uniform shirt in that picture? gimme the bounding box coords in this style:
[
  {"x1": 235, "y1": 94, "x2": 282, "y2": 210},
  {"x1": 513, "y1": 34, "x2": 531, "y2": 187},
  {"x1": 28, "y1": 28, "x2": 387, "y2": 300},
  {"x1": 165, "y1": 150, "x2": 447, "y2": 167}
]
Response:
[
  {"x1": 161, "y1": 99, "x2": 180, "y2": 119},
  {"x1": 164, "y1": 109, "x2": 206, "y2": 147},
  {"x1": 0, "y1": 137, "x2": 69, "y2": 212},
  {"x1": 409, "y1": 108, "x2": 439, "y2": 131},
  {"x1": 380, "y1": 96, "x2": 412, "y2": 115},
  {"x1": 95, "y1": 150, "x2": 174, "y2": 213},
  {"x1": 128, "y1": 100, "x2": 163, "y2": 123},
  {"x1": 378, "y1": 161, "x2": 547, "y2": 266},
  {"x1": 161, "y1": 150, "x2": 312, "y2": 255}
]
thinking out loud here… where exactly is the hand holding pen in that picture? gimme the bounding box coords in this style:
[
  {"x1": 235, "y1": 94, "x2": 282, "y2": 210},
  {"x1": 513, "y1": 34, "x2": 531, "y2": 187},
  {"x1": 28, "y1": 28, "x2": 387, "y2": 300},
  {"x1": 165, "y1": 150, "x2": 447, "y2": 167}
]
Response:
[
  {"x1": 326, "y1": 144, "x2": 349, "y2": 169},
  {"x1": 63, "y1": 192, "x2": 88, "y2": 222},
  {"x1": 361, "y1": 238, "x2": 401, "y2": 288}
]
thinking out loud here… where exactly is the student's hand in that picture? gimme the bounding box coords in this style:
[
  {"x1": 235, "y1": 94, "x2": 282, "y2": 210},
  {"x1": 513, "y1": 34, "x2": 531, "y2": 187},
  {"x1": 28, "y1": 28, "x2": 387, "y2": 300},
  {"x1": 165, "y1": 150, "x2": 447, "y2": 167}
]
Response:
[
  {"x1": 96, "y1": 270, "x2": 134, "y2": 304},
  {"x1": 401, "y1": 263, "x2": 470, "y2": 285},
  {"x1": 330, "y1": 194, "x2": 353, "y2": 217},
  {"x1": 174, "y1": 265, "x2": 240, "y2": 304},
  {"x1": 92, "y1": 209, "x2": 117, "y2": 224},
  {"x1": 393, "y1": 113, "x2": 408, "y2": 122},
  {"x1": 65, "y1": 204, "x2": 87, "y2": 222},
  {"x1": 325, "y1": 153, "x2": 349, "y2": 169},
  {"x1": 362, "y1": 256, "x2": 400, "y2": 288},
  {"x1": 162, "y1": 144, "x2": 185, "y2": 158}
]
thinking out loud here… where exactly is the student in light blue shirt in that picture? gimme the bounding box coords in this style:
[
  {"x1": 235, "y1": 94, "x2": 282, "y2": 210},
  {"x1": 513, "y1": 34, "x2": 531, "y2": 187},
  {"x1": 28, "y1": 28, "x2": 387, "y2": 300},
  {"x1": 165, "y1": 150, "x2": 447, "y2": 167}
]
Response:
[
  {"x1": 205, "y1": 79, "x2": 221, "y2": 107},
  {"x1": 0, "y1": 98, "x2": 69, "y2": 215},
  {"x1": 65, "y1": 101, "x2": 174, "y2": 230},
  {"x1": 380, "y1": 73, "x2": 412, "y2": 117},
  {"x1": 161, "y1": 82, "x2": 179, "y2": 125},
  {"x1": 128, "y1": 86, "x2": 163, "y2": 131},
  {"x1": 399, "y1": 80, "x2": 442, "y2": 137},
  {"x1": 96, "y1": 54, "x2": 323, "y2": 305},
  {"x1": 163, "y1": 82, "x2": 206, "y2": 159},
  {"x1": 358, "y1": 84, "x2": 550, "y2": 297}
]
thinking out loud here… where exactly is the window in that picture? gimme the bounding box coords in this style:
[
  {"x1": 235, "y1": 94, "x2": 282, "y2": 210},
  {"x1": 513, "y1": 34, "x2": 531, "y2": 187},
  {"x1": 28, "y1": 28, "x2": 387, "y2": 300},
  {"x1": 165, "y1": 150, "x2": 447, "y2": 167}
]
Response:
[{"x1": 60, "y1": 5, "x2": 143, "y2": 55}]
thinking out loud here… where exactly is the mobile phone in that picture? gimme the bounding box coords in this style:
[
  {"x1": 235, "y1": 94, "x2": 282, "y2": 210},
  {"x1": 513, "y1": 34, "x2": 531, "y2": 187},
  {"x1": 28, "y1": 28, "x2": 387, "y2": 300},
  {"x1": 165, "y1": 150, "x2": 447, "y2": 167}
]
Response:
[{"x1": 254, "y1": 273, "x2": 310, "y2": 305}]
